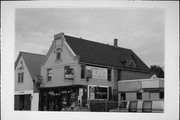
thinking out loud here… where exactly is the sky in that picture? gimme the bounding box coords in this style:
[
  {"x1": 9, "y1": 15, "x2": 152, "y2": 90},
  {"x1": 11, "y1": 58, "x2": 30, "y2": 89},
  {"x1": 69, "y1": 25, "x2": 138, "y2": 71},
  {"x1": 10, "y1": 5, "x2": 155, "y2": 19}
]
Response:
[{"x1": 15, "y1": 8, "x2": 164, "y2": 67}]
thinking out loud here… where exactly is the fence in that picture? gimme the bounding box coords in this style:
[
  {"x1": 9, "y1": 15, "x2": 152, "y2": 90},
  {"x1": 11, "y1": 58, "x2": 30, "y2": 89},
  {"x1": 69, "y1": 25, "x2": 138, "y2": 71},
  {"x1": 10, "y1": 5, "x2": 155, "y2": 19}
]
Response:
[{"x1": 89, "y1": 100, "x2": 118, "y2": 112}]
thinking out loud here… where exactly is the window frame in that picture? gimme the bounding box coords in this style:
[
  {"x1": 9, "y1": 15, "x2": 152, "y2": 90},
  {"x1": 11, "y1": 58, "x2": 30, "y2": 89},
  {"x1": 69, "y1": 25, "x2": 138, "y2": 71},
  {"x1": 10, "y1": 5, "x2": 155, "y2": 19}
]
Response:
[
  {"x1": 47, "y1": 69, "x2": 52, "y2": 81},
  {"x1": 81, "y1": 65, "x2": 85, "y2": 79},
  {"x1": 121, "y1": 92, "x2": 126, "y2": 101},
  {"x1": 56, "y1": 48, "x2": 62, "y2": 60},
  {"x1": 64, "y1": 66, "x2": 74, "y2": 80},
  {"x1": 94, "y1": 86, "x2": 108, "y2": 100},
  {"x1": 117, "y1": 69, "x2": 121, "y2": 81},
  {"x1": 107, "y1": 68, "x2": 111, "y2": 81},
  {"x1": 18, "y1": 72, "x2": 24, "y2": 83}
]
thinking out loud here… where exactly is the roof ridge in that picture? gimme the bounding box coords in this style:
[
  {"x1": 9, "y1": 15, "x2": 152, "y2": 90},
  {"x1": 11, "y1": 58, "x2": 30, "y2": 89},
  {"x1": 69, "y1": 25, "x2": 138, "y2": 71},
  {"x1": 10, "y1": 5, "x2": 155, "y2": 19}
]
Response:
[
  {"x1": 65, "y1": 35, "x2": 131, "y2": 51},
  {"x1": 20, "y1": 51, "x2": 45, "y2": 56}
]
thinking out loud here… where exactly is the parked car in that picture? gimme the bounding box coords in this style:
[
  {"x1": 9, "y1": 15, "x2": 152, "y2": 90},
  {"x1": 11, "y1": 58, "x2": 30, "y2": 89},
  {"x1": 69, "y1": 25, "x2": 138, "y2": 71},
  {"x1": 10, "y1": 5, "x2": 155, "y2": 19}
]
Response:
[{"x1": 110, "y1": 100, "x2": 164, "y2": 113}]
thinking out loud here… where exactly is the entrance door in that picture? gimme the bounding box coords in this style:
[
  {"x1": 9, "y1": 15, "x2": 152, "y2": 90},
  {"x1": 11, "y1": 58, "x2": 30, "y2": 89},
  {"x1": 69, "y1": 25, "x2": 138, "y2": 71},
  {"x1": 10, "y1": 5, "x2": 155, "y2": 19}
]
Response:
[
  {"x1": 15, "y1": 94, "x2": 31, "y2": 110},
  {"x1": 61, "y1": 94, "x2": 68, "y2": 109},
  {"x1": 54, "y1": 95, "x2": 62, "y2": 111}
]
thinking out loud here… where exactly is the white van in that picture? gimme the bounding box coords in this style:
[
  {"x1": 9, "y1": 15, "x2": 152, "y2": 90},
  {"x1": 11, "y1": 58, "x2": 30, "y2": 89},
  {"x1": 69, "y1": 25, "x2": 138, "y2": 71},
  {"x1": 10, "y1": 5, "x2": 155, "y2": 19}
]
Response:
[{"x1": 110, "y1": 100, "x2": 164, "y2": 113}]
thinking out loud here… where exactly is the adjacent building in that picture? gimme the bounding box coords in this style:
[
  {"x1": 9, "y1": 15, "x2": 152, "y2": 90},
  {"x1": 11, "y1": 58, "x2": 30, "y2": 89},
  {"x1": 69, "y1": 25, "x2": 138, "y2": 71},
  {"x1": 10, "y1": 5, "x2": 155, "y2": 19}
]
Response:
[
  {"x1": 39, "y1": 32, "x2": 152, "y2": 111},
  {"x1": 118, "y1": 75, "x2": 164, "y2": 103},
  {"x1": 14, "y1": 52, "x2": 45, "y2": 110}
]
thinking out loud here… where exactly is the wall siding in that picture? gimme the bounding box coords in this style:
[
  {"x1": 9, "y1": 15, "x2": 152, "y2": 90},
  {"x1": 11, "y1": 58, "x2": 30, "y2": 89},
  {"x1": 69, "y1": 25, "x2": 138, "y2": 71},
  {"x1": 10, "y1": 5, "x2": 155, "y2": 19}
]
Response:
[
  {"x1": 120, "y1": 70, "x2": 151, "y2": 80},
  {"x1": 15, "y1": 57, "x2": 33, "y2": 91}
]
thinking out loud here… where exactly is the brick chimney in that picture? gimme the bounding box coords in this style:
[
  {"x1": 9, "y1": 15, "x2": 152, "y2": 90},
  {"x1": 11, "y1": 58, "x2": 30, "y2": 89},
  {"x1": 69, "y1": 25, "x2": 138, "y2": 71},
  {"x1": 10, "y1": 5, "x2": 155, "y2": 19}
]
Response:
[
  {"x1": 54, "y1": 32, "x2": 64, "y2": 40},
  {"x1": 114, "y1": 39, "x2": 118, "y2": 47}
]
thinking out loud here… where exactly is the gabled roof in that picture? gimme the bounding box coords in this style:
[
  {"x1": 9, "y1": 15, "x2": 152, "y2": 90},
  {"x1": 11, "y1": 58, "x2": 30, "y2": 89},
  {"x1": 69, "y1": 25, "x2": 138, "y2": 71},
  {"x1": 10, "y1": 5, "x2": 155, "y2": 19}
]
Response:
[
  {"x1": 65, "y1": 35, "x2": 150, "y2": 73},
  {"x1": 15, "y1": 52, "x2": 45, "y2": 79}
]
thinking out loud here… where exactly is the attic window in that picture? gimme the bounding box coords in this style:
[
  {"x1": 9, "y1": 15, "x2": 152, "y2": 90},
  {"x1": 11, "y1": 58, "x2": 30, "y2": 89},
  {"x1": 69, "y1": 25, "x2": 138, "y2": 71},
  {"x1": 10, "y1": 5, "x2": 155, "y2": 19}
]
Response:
[
  {"x1": 56, "y1": 48, "x2": 62, "y2": 60},
  {"x1": 129, "y1": 60, "x2": 134, "y2": 66},
  {"x1": 127, "y1": 60, "x2": 136, "y2": 67},
  {"x1": 18, "y1": 61, "x2": 24, "y2": 70}
]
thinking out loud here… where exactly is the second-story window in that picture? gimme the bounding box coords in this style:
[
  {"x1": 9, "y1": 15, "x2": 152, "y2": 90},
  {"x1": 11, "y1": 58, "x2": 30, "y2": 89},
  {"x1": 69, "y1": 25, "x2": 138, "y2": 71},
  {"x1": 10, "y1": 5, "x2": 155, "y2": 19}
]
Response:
[
  {"x1": 47, "y1": 69, "x2": 52, "y2": 81},
  {"x1": 64, "y1": 66, "x2": 74, "y2": 80},
  {"x1": 107, "y1": 69, "x2": 111, "y2": 81},
  {"x1": 117, "y1": 69, "x2": 121, "y2": 81},
  {"x1": 81, "y1": 65, "x2": 85, "y2": 79},
  {"x1": 56, "y1": 48, "x2": 62, "y2": 60},
  {"x1": 18, "y1": 72, "x2": 24, "y2": 83}
]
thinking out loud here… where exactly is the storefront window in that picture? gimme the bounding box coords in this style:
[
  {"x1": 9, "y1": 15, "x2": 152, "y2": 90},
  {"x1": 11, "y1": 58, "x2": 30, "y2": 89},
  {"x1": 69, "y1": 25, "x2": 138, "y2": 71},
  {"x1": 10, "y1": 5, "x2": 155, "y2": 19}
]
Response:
[
  {"x1": 14, "y1": 94, "x2": 31, "y2": 110},
  {"x1": 94, "y1": 87, "x2": 108, "y2": 99}
]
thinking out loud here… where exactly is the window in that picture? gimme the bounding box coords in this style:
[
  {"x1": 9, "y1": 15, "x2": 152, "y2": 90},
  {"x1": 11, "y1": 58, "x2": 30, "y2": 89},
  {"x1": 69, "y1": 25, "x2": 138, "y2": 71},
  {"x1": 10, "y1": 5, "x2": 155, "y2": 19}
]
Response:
[
  {"x1": 94, "y1": 87, "x2": 108, "y2": 99},
  {"x1": 81, "y1": 65, "x2": 85, "y2": 79},
  {"x1": 129, "y1": 60, "x2": 134, "y2": 66},
  {"x1": 64, "y1": 66, "x2": 74, "y2": 80},
  {"x1": 160, "y1": 92, "x2": 164, "y2": 99},
  {"x1": 56, "y1": 48, "x2": 61, "y2": 60},
  {"x1": 142, "y1": 101, "x2": 152, "y2": 112},
  {"x1": 47, "y1": 69, "x2": 52, "y2": 81},
  {"x1": 137, "y1": 92, "x2": 142, "y2": 99},
  {"x1": 109, "y1": 87, "x2": 112, "y2": 100},
  {"x1": 128, "y1": 101, "x2": 138, "y2": 112},
  {"x1": 18, "y1": 72, "x2": 24, "y2": 83},
  {"x1": 121, "y1": 93, "x2": 126, "y2": 101},
  {"x1": 117, "y1": 69, "x2": 121, "y2": 81},
  {"x1": 107, "y1": 69, "x2": 111, "y2": 81}
]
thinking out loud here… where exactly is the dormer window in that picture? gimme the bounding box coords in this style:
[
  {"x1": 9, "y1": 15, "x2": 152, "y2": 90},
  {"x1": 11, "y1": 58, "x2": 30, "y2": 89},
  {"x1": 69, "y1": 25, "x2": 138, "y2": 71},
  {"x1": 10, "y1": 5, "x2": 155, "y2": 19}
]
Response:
[
  {"x1": 123, "y1": 59, "x2": 136, "y2": 68},
  {"x1": 129, "y1": 60, "x2": 134, "y2": 66},
  {"x1": 56, "y1": 48, "x2": 62, "y2": 60}
]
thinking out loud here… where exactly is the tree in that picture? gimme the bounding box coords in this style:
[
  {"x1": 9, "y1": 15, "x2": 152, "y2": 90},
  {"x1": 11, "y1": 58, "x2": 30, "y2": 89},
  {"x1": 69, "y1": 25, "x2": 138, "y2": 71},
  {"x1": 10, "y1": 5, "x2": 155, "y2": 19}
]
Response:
[{"x1": 150, "y1": 65, "x2": 164, "y2": 78}]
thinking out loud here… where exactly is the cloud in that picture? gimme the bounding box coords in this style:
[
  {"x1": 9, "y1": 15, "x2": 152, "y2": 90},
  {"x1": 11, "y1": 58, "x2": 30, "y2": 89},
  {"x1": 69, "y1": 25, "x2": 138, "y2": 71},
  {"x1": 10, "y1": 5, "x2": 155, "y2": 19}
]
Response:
[{"x1": 15, "y1": 8, "x2": 164, "y2": 66}]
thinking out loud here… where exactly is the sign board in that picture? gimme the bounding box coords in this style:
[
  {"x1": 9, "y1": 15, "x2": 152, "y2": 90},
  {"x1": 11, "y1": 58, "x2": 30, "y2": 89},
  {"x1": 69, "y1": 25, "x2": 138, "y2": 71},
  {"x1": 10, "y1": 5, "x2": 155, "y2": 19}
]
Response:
[
  {"x1": 79, "y1": 88, "x2": 83, "y2": 96},
  {"x1": 86, "y1": 66, "x2": 107, "y2": 79}
]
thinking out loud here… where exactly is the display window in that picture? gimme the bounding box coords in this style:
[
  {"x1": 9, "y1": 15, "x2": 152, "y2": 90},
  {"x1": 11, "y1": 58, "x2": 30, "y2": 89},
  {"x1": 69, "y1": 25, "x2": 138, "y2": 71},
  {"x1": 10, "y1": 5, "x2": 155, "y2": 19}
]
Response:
[{"x1": 89, "y1": 86, "x2": 108, "y2": 100}]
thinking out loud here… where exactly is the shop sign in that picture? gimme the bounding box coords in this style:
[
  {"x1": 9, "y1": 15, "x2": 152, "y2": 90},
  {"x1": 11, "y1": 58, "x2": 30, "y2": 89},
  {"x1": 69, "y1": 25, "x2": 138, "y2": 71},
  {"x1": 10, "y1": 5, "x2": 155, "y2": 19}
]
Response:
[
  {"x1": 64, "y1": 66, "x2": 74, "y2": 80},
  {"x1": 79, "y1": 88, "x2": 83, "y2": 96},
  {"x1": 86, "y1": 66, "x2": 107, "y2": 79},
  {"x1": 90, "y1": 93, "x2": 95, "y2": 100}
]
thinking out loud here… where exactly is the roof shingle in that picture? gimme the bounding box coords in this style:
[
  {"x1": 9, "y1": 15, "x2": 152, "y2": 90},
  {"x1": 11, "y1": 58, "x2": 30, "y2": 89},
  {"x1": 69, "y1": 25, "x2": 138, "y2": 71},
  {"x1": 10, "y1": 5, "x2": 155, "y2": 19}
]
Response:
[
  {"x1": 65, "y1": 35, "x2": 150, "y2": 73},
  {"x1": 15, "y1": 52, "x2": 45, "y2": 79}
]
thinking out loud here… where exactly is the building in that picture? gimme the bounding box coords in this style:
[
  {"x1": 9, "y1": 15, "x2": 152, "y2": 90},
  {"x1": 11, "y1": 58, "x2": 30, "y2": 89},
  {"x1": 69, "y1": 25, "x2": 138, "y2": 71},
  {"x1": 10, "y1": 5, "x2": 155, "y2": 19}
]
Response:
[
  {"x1": 118, "y1": 75, "x2": 164, "y2": 103},
  {"x1": 14, "y1": 52, "x2": 45, "y2": 110},
  {"x1": 39, "y1": 32, "x2": 151, "y2": 111}
]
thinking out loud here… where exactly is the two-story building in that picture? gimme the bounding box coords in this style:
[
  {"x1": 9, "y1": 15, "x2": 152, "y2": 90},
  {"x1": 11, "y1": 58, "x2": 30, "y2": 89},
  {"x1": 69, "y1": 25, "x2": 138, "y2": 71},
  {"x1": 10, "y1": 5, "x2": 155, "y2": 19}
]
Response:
[
  {"x1": 39, "y1": 32, "x2": 152, "y2": 111},
  {"x1": 14, "y1": 52, "x2": 45, "y2": 110}
]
